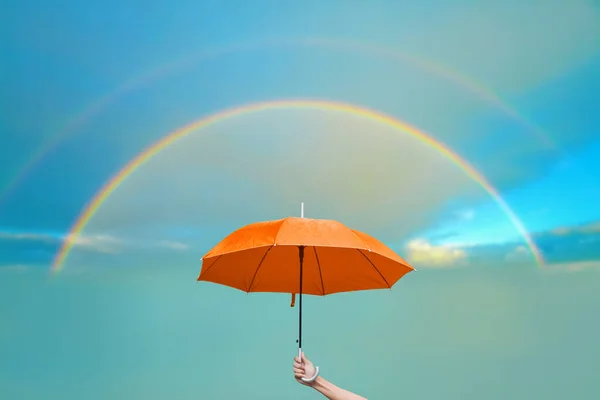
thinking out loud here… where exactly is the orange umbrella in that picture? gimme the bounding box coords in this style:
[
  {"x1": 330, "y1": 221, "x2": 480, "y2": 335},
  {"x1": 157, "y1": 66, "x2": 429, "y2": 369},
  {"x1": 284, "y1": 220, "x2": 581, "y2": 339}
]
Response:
[{"x1": 197, "y1": 204, "x2": 415, "y2": 369}]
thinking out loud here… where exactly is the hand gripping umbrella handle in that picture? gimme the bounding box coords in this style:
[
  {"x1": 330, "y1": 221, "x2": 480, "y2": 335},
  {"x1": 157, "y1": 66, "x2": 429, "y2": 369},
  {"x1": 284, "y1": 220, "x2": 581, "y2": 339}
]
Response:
[
  {"x1": 301, "y1": 366, "x2": 320, "y2": 383},
  {"x1": 298, "y1": 348, "x2": 320, "y2": 383}
]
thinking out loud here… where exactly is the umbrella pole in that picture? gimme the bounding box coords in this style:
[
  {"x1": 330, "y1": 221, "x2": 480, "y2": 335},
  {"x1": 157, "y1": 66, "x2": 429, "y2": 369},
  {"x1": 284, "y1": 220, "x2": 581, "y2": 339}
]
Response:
[
  {"x1": 298, "y1": 245, "x2": 304, "y2": 360},
  {"x1": 298, "y1": 202, "x2": 305, "y2": 360}
]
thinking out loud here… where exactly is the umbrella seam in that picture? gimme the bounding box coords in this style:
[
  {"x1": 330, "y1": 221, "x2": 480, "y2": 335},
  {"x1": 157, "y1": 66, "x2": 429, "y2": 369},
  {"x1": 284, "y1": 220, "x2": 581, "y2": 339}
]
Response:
[
  {"x1": 348, "y1": 229, "x2": 415, "y2": 273},
  {"x1": 246, "y1": 245, "x2": 274, "y2": 292},
  {"x1": 200, "y1": 255, "x2": 223, "y2": 278},
  {"x1": 273, "y1": 218, "x2": 289, "y2": 245},
  {"x1": 349, "y1": 229, "x2": 372, "y2": 251},
  {"x1": 313, "y1": 246, "x2": 326, "y2": 295},
  {"x1": 356, "y1": 249, "x2": 391, "y2": 289}
]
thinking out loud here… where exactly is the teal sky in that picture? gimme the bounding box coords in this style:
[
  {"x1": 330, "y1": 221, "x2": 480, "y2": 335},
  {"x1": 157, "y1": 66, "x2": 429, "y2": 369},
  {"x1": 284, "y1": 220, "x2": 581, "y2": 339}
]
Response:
[{"x1": 1, "y1": 1, "x2": 600, "y2": 399}]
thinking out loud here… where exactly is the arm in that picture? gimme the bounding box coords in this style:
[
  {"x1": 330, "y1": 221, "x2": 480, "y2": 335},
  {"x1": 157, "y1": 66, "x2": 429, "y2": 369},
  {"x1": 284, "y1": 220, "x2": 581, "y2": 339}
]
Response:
[
  {"x1": 310, "y1": 376, "x2": 367, "y2": 400},
  {"x1": 293, "y1": 353, "x2": 367, "y2": 400}
]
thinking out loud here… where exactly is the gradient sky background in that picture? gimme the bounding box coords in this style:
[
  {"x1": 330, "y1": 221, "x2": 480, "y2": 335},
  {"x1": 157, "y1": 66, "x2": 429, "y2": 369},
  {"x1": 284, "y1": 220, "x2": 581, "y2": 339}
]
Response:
[{"x1": 1, "y1": 1, "x2": 600, "y2": 399}]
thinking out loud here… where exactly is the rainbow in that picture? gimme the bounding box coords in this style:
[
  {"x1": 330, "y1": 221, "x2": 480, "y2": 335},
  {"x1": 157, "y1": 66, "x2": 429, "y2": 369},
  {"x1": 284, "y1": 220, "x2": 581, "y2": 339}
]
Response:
[
  {"x1": 1, "y1": 36, "x2": 555, "y2": 207},
  {"x1": 51, "y1": 99, "x2": 545, "y2": 272}
]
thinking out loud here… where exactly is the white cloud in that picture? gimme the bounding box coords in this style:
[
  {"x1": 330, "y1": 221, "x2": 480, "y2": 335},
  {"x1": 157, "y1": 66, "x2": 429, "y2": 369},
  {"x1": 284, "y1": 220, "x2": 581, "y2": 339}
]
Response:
[
  {"x1": 505, "y1": 245, "x2": 529, "y2": 262},
  {"x1": 68, "y1": 234, "x2": 124, "y2": 254},
  {"x1": 0, "y1": 264, "x2": 32, "y2": 273},
  {"x1": 546, "y1": 260, "x2": 600, "y2": 273},
  {"x1": 0, "y1": 229, "x2": 193, "y2": 256},
  {"x1": 0, "y1": 232, "x2": 190, "y2": 254},
  {"x1": 551, "y1": 221, "x2": 600, "y2": 236},
  {"x1": 456, "y1": 209, "x2": 475, "y2": 221},
  {"x1": 157, "y1": 240, "x2": 190, "y2": 251},
  {"x1": 0, "y1": 230, "x2": 124, "y2": 254},
  {"x1": 0, "y1": 231, "x2": 56, "y2": 243},
  {"x1": 405, "y1": 239, "x2": 468, "y2": 268}
]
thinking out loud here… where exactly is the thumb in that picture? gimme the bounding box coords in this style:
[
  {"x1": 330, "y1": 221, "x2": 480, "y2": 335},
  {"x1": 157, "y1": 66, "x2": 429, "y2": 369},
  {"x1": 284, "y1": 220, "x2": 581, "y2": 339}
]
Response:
[{"x1": 301, "y1": 351, "x2": 309, "y2": 364}]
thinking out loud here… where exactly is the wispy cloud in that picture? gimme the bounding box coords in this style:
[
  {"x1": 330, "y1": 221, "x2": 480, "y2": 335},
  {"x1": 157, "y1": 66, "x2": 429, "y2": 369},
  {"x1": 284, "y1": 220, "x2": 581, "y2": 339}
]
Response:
[
  {"x1": 0, "y1": 230, "x2": 190, "y2": 254},
  {"x1": 545, "y1": 260, "x2": 600, "y2": 273},
  {"x1": 0, "y1": 231, "x2": 56, "y2": 243},
  {"x1": 0, "y1": 230, "x2": 123, "y2": 253},
  {"x1": 157, "y1": 240, "x2": 190, "y2": 251},
  {"x1": 68, "y1": 234, "x2": 124, "y2": 254},
  {"x1": 532, "y1": 220, "x2": 600, "y2": 262},
  {"x1": 0, "y1": 264, "x2": 33, "y2": 273},
  {"x1": 505, "y1": 245, "x2": 529, "y2": 262},
  {"x1": 551, "y1": 221, "x2": 600, "y2": 236},
  {"x1": 456, "y1": 209, "x2": 476, "y2": 221}
]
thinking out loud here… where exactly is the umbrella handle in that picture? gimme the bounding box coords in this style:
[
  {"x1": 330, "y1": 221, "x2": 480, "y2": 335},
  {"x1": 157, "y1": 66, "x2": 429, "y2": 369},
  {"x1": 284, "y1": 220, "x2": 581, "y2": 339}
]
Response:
[{"x1": 298, "y1": 347, "x2": 320, "y2": 383}]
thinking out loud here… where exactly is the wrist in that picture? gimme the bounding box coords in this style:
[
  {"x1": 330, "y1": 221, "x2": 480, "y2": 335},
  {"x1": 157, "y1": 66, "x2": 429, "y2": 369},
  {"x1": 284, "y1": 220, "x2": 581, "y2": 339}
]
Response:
[{"x1": 311, "y1": 376, "x2": 332, "y2": 393}]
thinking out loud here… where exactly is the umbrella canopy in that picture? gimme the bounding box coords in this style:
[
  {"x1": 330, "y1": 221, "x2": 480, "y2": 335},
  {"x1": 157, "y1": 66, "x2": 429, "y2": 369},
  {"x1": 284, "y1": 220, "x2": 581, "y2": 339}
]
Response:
[
  {"x1": 198, "y1": 217, "x2": 415, "y2": 295},
  {"x1": 197, "y1": 214, "x2": 415, "y2": 377}
]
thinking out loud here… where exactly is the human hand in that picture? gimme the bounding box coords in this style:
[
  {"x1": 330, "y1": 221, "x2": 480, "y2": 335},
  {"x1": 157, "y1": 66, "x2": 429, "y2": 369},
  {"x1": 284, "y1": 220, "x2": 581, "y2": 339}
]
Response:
[{"x1": 293, "y1": 352, "x2": 317, "y2": 386}]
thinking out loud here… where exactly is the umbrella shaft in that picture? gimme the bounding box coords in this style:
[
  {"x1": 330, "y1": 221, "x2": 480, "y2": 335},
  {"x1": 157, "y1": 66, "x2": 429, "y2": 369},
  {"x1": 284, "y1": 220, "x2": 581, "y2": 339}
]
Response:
[{"x1": 298, "y1": 246, "x2": 305, "y2": 351}]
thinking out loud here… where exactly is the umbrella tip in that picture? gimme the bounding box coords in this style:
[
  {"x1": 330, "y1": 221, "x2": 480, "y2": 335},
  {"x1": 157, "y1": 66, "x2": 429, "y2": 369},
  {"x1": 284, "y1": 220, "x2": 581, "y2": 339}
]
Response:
[{"x1": 300, "y1": 202, "x2": 304, "y2": 218}]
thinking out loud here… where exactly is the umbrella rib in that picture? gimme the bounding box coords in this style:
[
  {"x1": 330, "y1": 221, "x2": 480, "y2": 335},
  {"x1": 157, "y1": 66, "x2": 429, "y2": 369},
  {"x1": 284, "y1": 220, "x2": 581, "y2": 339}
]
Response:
[
  {"x1": 356, "y1": 249, "x2": 391, "y2": 289},
  {"x1": 200, "y1": 255, "x2": 223, "y2": 277},
  {"x1": 247, "y1": 245, "x2": 273, "y2": 292},
  {"x1": 313, "y1": 246, "x2": 326, "y2": 295}
]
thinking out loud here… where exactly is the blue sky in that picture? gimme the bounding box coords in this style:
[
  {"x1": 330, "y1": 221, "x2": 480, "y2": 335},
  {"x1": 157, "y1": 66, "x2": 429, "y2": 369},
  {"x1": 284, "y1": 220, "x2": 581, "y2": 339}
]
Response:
[{"x1": 1, "y1": 1, "x2": 600, "y2": 399}]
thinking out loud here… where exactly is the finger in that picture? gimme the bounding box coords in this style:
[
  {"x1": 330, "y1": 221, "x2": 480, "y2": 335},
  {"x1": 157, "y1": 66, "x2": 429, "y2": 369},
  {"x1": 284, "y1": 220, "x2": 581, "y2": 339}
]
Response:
[
  {"x1": 294, "y1": 368, "x2": 304, "y2": 375},
  {"x1": 294, "y1": 356, "x2": 301, "y2": 363},
  {"x1": 293, "y1": 361, "x2": 303, "y2": 368}
]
